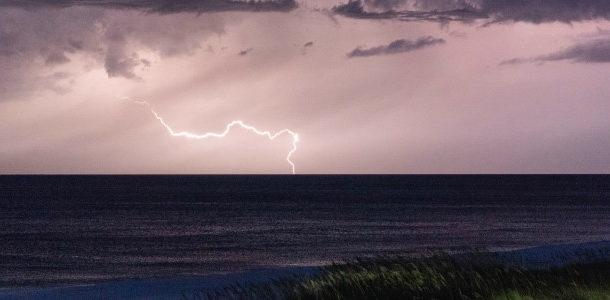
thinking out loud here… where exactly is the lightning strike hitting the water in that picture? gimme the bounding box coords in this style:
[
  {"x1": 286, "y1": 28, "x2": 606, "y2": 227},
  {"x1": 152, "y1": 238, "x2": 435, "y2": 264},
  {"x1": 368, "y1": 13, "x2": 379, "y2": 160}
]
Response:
[{"x1": 122, "y1": 97, "x2": 299, "y2": 174}]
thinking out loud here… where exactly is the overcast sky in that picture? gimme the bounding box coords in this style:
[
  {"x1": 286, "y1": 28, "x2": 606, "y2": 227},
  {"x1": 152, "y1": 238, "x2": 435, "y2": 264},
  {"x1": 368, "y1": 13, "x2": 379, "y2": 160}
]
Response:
[{"x1": 1, "y1": 0, "x2": 610, "y2": 174}]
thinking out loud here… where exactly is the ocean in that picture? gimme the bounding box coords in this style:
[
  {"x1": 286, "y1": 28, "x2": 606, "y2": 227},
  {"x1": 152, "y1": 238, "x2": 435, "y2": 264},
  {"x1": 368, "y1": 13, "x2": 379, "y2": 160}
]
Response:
[{"x1": 0, "y1": 175, "x2": 609, "y2": 287}]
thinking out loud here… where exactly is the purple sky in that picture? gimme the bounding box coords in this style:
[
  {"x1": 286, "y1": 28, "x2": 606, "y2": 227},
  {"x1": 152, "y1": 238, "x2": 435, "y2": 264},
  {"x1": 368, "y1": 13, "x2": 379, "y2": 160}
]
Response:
[{"x1": 1, "y1": 0, "x2": 610, "y2": 174}]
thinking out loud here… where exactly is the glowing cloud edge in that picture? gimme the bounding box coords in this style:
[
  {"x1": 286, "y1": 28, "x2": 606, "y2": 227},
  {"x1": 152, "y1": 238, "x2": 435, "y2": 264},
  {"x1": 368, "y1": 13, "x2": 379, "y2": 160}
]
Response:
[{"x1": 121, "y1": 97, "x2": 299, "y2": 174}]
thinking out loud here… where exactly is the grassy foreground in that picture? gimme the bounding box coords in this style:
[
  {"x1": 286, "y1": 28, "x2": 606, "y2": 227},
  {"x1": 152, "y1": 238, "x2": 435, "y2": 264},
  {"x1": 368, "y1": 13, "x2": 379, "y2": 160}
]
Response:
[{"x1": 191, "y1": 254, "x2": 610, "y2": 299}]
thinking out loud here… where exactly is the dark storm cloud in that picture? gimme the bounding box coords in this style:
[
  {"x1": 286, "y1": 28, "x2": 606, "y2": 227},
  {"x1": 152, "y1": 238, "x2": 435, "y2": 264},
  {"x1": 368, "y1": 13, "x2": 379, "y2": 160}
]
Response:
[
  {"x1": 481, "y1": 0, "x2": 610, "y2": 24},
  {"x1": 44, "y1": 52, "x2": 71, "y2": 66},
  {"x1": 105, "y1": 48, "x2": 142, "y2": 79},
  {"x1": 333, "y1": 0, "x2": 610, "y2": 24},
  {"x1": 501, "y1": 39, "x2": 610, "y2": 65},
  {"x1": 238, "y1": 48, "x2": 254, "y2": 55},
  {"x1": 0, "y1": 6, "x2": 226, "y2": 100},
  {"x1": 0, "y1": 0, "x2": 297, "y2": 94},
  {"x1": 347, "y1": 36, "x2": 445, "y2": 58},
  {"x1": 364, "y1": 0, "x2": 407, "y2": 11},
  {"x1": 0, "y1": 0, "x2": 297, "y2": 13},
  {"x1": 333, "y1": 0, "x2": 486, "y2": 23}
]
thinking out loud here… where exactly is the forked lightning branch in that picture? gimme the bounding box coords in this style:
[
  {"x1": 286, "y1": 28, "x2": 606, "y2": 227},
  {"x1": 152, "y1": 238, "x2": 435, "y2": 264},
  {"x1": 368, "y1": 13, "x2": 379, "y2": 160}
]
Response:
[{"x1": 122, "y1": 97, "x2": 299, "y2": 174}]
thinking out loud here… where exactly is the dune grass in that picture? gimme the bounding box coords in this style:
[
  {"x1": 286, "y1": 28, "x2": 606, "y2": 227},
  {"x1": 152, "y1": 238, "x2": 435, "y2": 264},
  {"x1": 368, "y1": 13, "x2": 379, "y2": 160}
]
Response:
[
  {"x1": 187, "y1": 253, "x2": 610, "y2": 300},
  {"x1": 493, "y1": 288, "x2": 610, "y2": 300}
]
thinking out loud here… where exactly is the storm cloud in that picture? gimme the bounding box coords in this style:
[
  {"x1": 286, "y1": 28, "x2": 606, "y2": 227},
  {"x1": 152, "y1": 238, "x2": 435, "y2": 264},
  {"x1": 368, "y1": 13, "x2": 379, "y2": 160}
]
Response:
[
  {"x1": 0, "y1": 0, "x2": 299, "y2": 99},
  {"x1": 364, "y1": 0, "x2": 407, "y2": 11},
  {"x1": 0, "y1": 0, "x2": 298, "y2": 14},
  {"x1": 347, "y1": 36, "x2": 445, "y2": 58},
  {"x1": 501, "y1": 38, "x2": 610, "y2": 65},
  {"x1": 0, "y1": 6, "x2": 226, "y2": 100},
  {"x1": 238, "y1": 48, "x2": 254, "y2": 56},
  {"x1": 333, "y1": 0, "x2": 486, "y2": 23},
  {"x1": 481, "y1": 0, "x2": 610, "y2": 24},
  {"x1": 333, "y1": 0, "x2": 610, "y2": 24}
]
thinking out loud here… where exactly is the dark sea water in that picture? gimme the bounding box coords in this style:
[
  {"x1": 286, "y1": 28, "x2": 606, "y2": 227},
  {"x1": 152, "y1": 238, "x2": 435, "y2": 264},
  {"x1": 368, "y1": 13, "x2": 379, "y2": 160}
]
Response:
[{"x1": 0, "y1": 175, "x2": 609, "y2": 287}]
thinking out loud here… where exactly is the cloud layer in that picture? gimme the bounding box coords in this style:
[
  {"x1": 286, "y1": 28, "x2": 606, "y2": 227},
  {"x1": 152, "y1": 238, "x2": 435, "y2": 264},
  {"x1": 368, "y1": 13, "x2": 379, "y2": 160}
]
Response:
[
  {"x1": 333, "y1": 0, "x2": 486, "y2": 23},
  {"x1": 0, "y1": 6, "x2": 227, "y2": 100},
  {"x1": 347, "y1": 36, "x2": 445, "y2": 58},
  {"x1": 0, "y1": 0, "x2": 300, "y2": 101},
  {"x1": 0, "y1": 0, "x2": 298, "y2": 13},
  {"x1": 482, "y1": 0, "x2": 610, "y2": 24},
  {"x1": 501, "y1": 39, "x2": 610, "y2": 65},
  {"x1": 333, "y1": 0, "x2": 610, "y2": 24}
]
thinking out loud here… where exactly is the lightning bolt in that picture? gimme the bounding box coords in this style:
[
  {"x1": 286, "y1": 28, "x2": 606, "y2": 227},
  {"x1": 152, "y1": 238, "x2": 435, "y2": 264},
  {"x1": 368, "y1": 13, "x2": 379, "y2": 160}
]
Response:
[{"x1": 121, "y1": 97, "x2": 299, "y2": 174}]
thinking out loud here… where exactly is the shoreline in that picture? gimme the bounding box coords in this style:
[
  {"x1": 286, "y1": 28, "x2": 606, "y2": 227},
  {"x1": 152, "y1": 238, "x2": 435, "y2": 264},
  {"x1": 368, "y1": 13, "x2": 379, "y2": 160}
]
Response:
[
  {"x1": 3, "y1": 241, "x2": 610, "y2": 299},
  {"x1": 0, "y1": 266, "x2": 319, "y2": 300}
]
